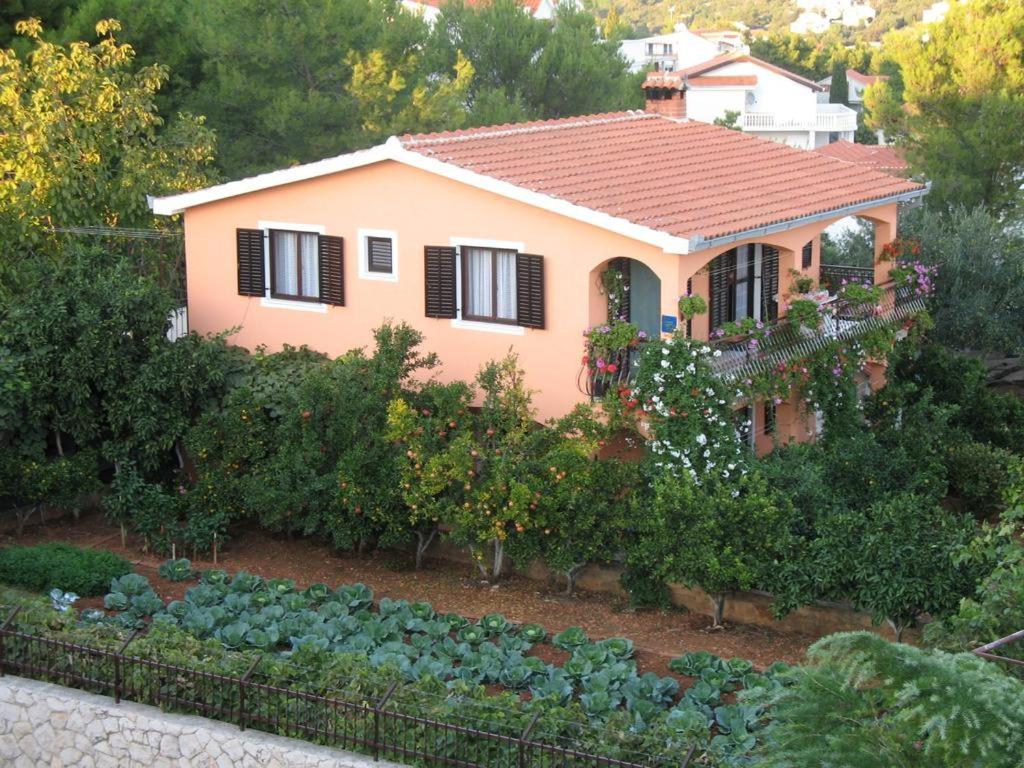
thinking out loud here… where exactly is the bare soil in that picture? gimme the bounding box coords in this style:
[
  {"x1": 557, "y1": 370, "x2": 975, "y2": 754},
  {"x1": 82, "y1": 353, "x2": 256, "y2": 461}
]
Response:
[{"x1": 5, "y1": 510, "x2": 815, "y2": 673}]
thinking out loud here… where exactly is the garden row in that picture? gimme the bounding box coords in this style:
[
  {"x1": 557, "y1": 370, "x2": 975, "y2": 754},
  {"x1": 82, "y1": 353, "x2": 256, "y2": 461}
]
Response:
[{"x1": 5, "y1": 549, "x2": 1024, "y2": 768}]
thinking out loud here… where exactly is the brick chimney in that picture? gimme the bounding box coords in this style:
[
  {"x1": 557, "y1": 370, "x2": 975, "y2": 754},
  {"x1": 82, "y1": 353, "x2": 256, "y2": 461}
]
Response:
[{"x1": 642, "y1": 72, "x2": 687, "y2": 119}]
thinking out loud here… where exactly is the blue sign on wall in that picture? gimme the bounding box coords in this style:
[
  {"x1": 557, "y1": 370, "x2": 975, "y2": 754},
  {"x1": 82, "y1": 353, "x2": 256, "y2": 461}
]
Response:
[{"x1": 661, "y1": 315, "x2": 678, "y2": 333}]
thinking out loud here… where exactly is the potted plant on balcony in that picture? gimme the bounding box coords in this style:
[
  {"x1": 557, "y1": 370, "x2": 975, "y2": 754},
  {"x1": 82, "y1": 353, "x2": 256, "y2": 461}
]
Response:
[
  {"x1": 677, "y1": 291, "x2": 708, "y2": 321},
  {"x1": 583, "y1": 320, "x2": 647, "y2": 378},
  {"x1": 836, "y1": 280, "x2": 884, "y2": 319},
  {"x1": 787, "y1": 297, "x2": 824, "y2": 335},
  {"x1": 888, "y1": 261, "x2": 938, "y2": 298}
]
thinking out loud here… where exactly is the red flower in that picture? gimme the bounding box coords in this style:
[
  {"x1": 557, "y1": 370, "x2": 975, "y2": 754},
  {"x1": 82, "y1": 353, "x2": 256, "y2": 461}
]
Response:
[{"x1": 606, "y1": 363, "x2": 618, "y2": 374}]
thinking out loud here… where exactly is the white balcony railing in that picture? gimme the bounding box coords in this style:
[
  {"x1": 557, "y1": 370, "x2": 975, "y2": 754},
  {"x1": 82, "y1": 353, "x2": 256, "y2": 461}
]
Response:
[{"x1": 740, "y1": 104, "x2": 858, "y2": 133}]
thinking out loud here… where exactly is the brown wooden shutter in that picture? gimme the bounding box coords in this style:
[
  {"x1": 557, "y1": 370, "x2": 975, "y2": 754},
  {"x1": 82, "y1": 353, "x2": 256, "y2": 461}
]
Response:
[
  {"x1": 516, "y1": 253, "x2": 545, "y2": 329},
  {"x1": 318, "y1": 235, "x2": 345, "y2": 306},
  {"x1": 367, "y1": 236, "x2": 393, "y2": 273},
  {"x1": 424, "y1": 246, "x2": 457, "y2": 318},
  {"x1": 236, "y1": 228, "x2": 265, "y2": 296},
  {"x1": 708, "y1": 249, "x2": 735, "y2": 331},
  {"x1": 762, "y1": 246, "x2": 779, "y2": 321},
  {"x1": 685, "y1": 277, "x2": 693, "y2": 338}
]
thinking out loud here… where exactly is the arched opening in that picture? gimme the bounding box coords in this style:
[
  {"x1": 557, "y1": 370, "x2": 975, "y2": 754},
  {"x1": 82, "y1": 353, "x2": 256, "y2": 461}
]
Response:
[
  {"x1": 820, "y1": 215, "x2": 876, "y2": 290},
  {"x1": 582, "y1": 257, "x2": 663, "y2": 398},
  {"x1": 589, "y1": 257, "x2": 662, "y2": 340},
  {"x1": 697, "y1": 243, "x2": 781, "y2": 336}
]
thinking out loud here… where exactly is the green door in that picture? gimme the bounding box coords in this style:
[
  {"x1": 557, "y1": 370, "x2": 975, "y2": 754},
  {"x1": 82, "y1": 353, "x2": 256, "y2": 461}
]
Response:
[{"x1": 629, "y1": 260, "x2": 661, "y2": 339}]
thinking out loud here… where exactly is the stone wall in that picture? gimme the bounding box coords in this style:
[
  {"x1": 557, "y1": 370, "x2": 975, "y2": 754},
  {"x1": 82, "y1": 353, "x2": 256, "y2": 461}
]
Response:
[
  {"x1": 0, "y1": 675, "x2": 404, "y2": 768},
  {"x1": 430, "y1": 539, "x2": 915, "y2": 641}
]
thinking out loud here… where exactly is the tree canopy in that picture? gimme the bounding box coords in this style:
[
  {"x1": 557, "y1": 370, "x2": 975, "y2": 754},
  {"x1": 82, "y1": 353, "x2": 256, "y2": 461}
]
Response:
[
  {"x1": 0, "y1": 19, "x2": 215, "y2": 258},
  {"x1": 867, "y1": 0, "x2": 1024, "y2": 216}
]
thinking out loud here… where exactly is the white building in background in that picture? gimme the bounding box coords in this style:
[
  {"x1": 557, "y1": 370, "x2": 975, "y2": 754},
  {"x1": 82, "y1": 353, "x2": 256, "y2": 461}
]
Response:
[
  {"x1": 791, "y1": 11, "x2": 831, "y2": 34},
  {"x1": 922, "y1": 1, "x2": 951, "y2": 23},
  {"x1": 401, "y1": 0, "x2": 561, "y2": 24},
  {"x1": 790, "y1": 0, "x2": 876, "y2": 32},
  {"x1": 649, "y1": 54, "x2": 857, "y2": 149},
  {"x1": 619, "y1": 23, "x2": 748, "y2": 73}
]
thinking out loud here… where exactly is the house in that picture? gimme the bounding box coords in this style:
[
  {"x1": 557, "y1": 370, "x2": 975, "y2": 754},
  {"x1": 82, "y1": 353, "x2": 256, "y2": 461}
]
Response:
[
  {"x1": 693, "y1": 29, "x2": 747, "y2": 54},
  {"x1": 150, "y1": 100, "x2": 925, "y2": 452},
  {"x1": 845, "y1": 69, "x2": 886, "y2": 108},
  {"x1": 402, "y1": 0, "x2": 561, "y2": 23},
  {"x1": 792, "y1": 0, "x2": 877, "y2": 29},
  {"x1": 619, "y1": 24, "x2": 747, "y2": 73},
  {"x1": 647, "y1": 55, "x2": 858, "y2": 149},
  {"x1": 790, "y1": 11, "x2": 831, "y2": 34}
]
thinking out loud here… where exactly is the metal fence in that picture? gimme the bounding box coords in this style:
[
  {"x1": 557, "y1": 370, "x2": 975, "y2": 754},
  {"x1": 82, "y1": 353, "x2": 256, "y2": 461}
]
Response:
[
  {"x1": 0, "y1": 614, "x2": 693, "y2": 768},
  {"x1": 819, "y1": 264, "x2": 874, "y2": 292}
]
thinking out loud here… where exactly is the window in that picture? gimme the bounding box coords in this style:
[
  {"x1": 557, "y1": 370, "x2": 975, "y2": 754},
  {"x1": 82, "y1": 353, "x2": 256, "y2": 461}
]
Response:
[
  {"x1": 358, "y1": 228, "x2": 398, "y2": 282},
  {"x1": 237, "y1": 224, "x2": 343, "y2": 308},
  {"x1": 367, "y1": 236, "x2": 393, "y2": 274},
  {"x1": 734, "y1": 404, "x2": 754, "y2": 447},
  {"x1": 802, "y1": 240, "x2": 813, "y2": 270},
  {"x1": 708, "y1": 245, "x2": 779, "y2": 333},
  {"x1": 270, "y1": 229, "x2": 319, "y2": 301},
  {"x1": 461, "y1": 246, "x2": 517, "y2": 324},
  {"x1": 764, "y1": 400, "x2": 777, "y2": 435}
]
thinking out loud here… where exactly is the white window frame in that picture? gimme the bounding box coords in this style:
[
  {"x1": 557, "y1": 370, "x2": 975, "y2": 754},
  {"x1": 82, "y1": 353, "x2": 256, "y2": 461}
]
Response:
[
  {"x1": 358, "y1": 228, "x2": 399, "y2": 282},
  {"x1": 257, "y1": 219, "x2": 328, "y2": 313},
  {"x1": 449, "y1": 236, "x2": 525, "y2": 336}
]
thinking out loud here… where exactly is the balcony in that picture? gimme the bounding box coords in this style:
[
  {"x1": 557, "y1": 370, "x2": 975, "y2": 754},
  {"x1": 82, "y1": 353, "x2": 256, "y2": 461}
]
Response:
[
  {"x1": 707, "y1": 282, "x2": 924, "y2": 382},
  {"x1": 581, "y1": 282, "x2": 925, "y2": 396},
  {"x1": 740, "y1": 103, "x2": 858, "y2": 134}
]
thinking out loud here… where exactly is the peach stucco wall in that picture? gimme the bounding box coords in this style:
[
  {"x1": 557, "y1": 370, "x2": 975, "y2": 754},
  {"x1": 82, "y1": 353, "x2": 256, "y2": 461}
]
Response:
[
  {"x1": 183, "y1": 160, "x2": 676, "y2": 420},
  {"x1": 181, "y1": 158, "x2": 900, "y2": 423}
]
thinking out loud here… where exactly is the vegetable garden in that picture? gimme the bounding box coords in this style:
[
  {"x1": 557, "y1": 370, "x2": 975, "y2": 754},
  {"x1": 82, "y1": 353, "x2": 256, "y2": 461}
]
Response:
[{"x1": 83, "y1": 562, "x2": 783, "y2": 764}]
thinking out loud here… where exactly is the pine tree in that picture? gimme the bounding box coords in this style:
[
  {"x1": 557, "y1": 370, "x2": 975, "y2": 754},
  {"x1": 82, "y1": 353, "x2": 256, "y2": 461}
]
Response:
[{"x1": 755, "y1": 632, "x2": 1024, "y2": 768}]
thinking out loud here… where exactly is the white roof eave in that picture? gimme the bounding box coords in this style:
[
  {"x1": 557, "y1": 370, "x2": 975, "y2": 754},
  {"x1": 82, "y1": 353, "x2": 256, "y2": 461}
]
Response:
[{"x1": 149, "y1": 136, "x2": 693, "y2": 254}]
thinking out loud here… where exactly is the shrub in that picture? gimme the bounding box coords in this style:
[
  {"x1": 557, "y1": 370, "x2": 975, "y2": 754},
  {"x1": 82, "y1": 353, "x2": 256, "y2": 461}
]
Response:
[
  {"x1": 945, "y1": 441, "x2": 1019, "y2": 518},
  {"x1": 619, "y1": 567, "x2": 671, "y2": 610},
  {"x1": 890, "y1": 343, "x2": 1024, "y2": 451},
  {"x1": 0, "y1": 543, "x2": 131, "y2": 596}
]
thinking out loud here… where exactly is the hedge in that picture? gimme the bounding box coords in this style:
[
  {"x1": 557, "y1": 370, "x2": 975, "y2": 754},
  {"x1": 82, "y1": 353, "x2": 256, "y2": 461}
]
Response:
[{"x1": 0, "y1": 543, "x2": 131, "y2": 596}]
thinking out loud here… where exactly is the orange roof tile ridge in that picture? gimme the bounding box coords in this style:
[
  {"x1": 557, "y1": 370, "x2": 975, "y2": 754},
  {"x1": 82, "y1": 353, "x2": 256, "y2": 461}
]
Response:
[{"x1": 401, "y1": 111, "x2": 657, "y2": 147}]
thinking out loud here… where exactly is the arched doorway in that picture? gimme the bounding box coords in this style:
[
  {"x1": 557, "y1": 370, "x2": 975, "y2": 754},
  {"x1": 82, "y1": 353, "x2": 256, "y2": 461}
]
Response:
[
  {"x1": 583, "y1": 257, "x2": 663, "y2": 399},
  {"x1": 594, "y1": 257, "x2": 662, "y2": 339}
]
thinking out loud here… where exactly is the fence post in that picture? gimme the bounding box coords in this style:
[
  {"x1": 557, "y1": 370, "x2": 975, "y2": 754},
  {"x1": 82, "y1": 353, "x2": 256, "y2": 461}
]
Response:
[
  {"x1": 516, "y1": 710, "x2": 542, "y2": 768},
  {"x1": 113, "y1": 629, "x2": 140, "y2": 704},
  {"x1": 237, "y1": 655, "x2": 262, "y2": 731},
  {"x1": 0, "y1": 606, "x2": 22, "y2": 677},
  {"x1": 372, "y1": 681, "x2": 399, "y2": 761}
]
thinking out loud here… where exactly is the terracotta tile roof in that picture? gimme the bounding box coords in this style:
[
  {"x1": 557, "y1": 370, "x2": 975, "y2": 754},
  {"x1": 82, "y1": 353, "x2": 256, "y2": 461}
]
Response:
[
  {"x1": 643, "y1": 71, "x2": 686, "y2": 88},
  {"x1": 676, "y1": 53, "x2": 826, "y2": 92},
  {"x1": 687, "y1": 75, "x2": 757, "y2": 87},
  {"x1": 814, "y1": 140, "x2": 909, "y2": 175},
  {"x1": 847, "y1": 69, "x2": 888, "y2": 86},
  {"x1": 401, "y1": 112, "x2": 924, "y2": 243}
]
